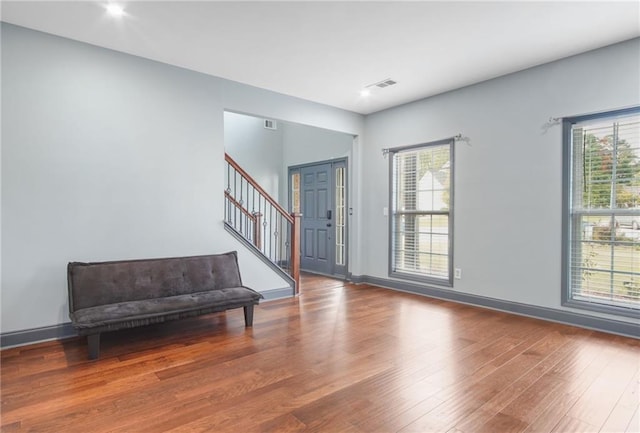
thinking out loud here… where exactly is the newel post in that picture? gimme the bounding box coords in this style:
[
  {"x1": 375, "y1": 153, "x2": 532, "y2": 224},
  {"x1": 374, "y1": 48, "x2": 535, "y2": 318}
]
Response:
[{"x1": 290, "y1": 212, "x2": 302, "y2": 294}]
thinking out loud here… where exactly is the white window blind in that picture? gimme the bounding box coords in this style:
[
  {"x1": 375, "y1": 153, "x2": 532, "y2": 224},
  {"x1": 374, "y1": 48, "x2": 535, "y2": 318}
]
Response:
[
  {"x1": 566, "y1": 111, "x2": 640, "y2": 314},
  {"x1": 390, "y1": 141, "x2": 452, "y2": 284}
]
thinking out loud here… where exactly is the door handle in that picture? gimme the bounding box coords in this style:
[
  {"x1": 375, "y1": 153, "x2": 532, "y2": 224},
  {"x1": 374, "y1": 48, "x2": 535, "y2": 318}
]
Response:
[
  {"x1": 327, "y1": 223, "x2": 332, "y2": 227},
  {"x1": 326, "y1": 210, "x2": 332, "y2": 220}
]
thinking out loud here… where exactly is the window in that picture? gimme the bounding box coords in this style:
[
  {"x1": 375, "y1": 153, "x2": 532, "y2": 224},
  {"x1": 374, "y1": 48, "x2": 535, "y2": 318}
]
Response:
[
  {"x1": 389, "y1": 139, "x2": 453, "y2": 285},
  {"x1": 335, "y1": 165, "x2": 346, "y2": 266},
  {"x1": 291, "y1": 172, "x2": 300, "y2": 213},
  {"x1": 563, "y1": 107, "x2": 640, "y2": 317}
]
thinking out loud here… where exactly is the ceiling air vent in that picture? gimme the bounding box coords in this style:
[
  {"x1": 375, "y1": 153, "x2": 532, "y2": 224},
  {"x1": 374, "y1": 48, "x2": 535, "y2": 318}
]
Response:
[
  {"x1": 264, "y1": 119, "x2": 277, "y2": 130},
  {"x1": 362, "y1": 78, "x2": 398, "y2": 94},
  {"x1": 375, "y1": 79, "x2": 397, "y2": 88}
]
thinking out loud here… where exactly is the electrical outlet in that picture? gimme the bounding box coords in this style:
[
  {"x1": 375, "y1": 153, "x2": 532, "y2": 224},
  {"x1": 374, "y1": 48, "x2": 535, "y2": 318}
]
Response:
[{"x1": 454, "y1": 268, "x2": 462, "y2": 279}]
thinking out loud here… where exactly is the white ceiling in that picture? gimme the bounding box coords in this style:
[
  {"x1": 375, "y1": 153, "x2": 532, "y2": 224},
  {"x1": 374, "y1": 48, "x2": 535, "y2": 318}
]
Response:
[{"x1": 2, "y1": 1, "x2": 639, "y2": 114}]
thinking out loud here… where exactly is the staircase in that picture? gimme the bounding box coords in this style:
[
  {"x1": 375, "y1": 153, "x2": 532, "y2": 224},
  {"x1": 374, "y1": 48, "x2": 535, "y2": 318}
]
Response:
[{"x1": 223, "y1": 153, "x2": 301, "y2": 293}]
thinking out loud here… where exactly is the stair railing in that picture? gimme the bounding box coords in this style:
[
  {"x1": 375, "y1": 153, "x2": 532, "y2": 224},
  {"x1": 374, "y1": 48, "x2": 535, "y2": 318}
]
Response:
[{"x1": 224, "y1": 153, "x2": 300, "y2": 292}]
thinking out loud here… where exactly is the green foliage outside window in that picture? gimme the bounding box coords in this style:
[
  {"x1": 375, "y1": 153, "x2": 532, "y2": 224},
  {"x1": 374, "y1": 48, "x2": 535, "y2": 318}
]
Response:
[{"x1": 582, "y1": 134, "x2": 640, "y2": 209}]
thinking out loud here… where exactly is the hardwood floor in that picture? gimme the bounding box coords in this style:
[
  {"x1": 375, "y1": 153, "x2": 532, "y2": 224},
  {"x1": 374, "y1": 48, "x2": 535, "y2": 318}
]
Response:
[{"x1": 1, "y1": 274, "x2": 639, "y2": 432}]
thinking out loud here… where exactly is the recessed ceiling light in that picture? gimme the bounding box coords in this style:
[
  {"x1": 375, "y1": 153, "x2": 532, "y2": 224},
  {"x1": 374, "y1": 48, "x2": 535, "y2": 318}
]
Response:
[
  {"x1": 360, "y1": 89, "x2": 371, "y2": 97},
  {"x1": 106, "y1": 3, "x2": 125, "y2": 17}
]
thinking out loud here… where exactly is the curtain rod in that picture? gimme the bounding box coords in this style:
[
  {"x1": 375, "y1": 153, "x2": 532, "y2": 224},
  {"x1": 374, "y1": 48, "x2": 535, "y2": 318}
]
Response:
[{"x1": 382, "y1": 133, "x2": 469, "y2": 157}]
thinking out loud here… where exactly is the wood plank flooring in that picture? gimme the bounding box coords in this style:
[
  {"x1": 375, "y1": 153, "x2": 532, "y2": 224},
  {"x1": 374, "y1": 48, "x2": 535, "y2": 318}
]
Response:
[{"x1": 1, "y1": 274, "x2": 639, "y2": 432}]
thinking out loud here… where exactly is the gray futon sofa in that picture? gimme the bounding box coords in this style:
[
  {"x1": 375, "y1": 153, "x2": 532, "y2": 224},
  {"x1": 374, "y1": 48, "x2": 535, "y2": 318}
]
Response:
[{"x1": 67, "y1": 251, "x2": 263, "y2": 359}]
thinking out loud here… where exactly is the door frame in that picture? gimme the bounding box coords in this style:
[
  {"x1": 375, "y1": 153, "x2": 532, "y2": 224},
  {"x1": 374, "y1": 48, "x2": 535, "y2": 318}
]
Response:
[{"x1": 288, "y1": 158, "x2": 348, "y2": 278}]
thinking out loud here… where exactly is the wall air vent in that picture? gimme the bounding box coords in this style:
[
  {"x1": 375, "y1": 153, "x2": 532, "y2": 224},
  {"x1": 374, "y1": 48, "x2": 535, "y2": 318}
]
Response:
[{"x1": 264, "y1": 119, "x2": 277, "y2": 130}]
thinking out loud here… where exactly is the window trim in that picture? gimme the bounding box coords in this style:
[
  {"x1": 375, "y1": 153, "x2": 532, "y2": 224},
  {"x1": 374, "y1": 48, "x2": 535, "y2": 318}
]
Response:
[
  {"x1": 388, "y1": 138, "x2": 454, "y2": 287},
  {"x1": 561, "y1": 106, "x2": 640, "y2": 318}
]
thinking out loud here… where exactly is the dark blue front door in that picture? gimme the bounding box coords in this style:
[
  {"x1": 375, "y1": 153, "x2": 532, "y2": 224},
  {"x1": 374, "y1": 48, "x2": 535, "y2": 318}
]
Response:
[{"x1": 300, "y1": 163, "x2": 332, "y2": 275}]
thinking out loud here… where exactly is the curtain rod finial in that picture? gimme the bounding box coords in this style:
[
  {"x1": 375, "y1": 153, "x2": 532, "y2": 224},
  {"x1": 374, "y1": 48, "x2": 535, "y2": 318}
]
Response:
[
  {"x1": 454, "y1": 134, "x2": 471, "y2": 145},
  {"x1": 541, "y1": 117, "x2": 562, "y2": 134}
]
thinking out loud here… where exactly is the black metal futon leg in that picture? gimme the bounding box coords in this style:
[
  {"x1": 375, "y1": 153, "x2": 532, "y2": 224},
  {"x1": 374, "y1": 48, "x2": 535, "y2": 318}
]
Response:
[
  {"x1": 87, "y1": 333, "x2": 100, "y2": 360},
  {"x1": 244, "y1": 305, "x2": 254, "y2": 327}
]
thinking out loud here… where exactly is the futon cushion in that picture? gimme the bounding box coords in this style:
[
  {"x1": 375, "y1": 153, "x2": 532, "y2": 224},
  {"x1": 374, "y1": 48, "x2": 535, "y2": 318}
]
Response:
[
  {"x1": 71, "y1": 287, "x2": 262, "y2": 328},
  {"x1": 69, "y1": 253, "x2": 244, "y2": 310}
]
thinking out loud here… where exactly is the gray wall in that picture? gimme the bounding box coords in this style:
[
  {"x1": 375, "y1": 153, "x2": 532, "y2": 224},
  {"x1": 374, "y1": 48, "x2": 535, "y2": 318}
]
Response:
[
  {"x1": 224, "y1": 112, "x2": 354, "y2": 212},
  {"x1": 224, "y1": 112, "x2": 284, "y2": 201},
  {"x1": 361, "y1": 37, "x2": 640, "y2": 324},
  {"x1": 282, "y1": 122, "x2": 353, "y2": 168},
  {"x1": 281, "y1": 122, "x2": 353, "y2": 211},
  {"x1": 0, "y1": 23, "x2": 364, "y2": 333},
  {"x1": 2, "y1": 21, "x2": 638, "y2": 337}
]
